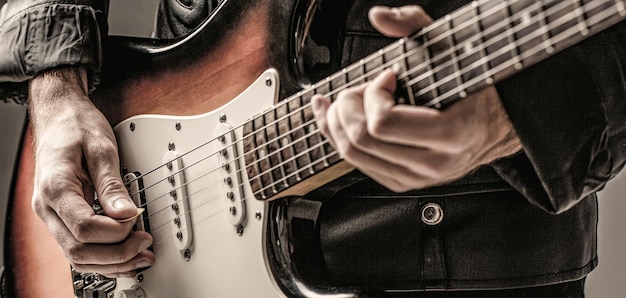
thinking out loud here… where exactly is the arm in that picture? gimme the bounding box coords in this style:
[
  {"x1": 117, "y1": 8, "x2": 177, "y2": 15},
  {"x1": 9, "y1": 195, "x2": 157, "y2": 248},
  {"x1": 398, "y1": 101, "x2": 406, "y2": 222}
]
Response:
[
  {"x1": 1, "y1": 0, "x2": 155, "y2": 276},
  {"x1": 492, "y1": 21, "x2": 626, "y2": 214},
  {"x1": 29, "y1": 67, "x2": 154, "y2": 277}
]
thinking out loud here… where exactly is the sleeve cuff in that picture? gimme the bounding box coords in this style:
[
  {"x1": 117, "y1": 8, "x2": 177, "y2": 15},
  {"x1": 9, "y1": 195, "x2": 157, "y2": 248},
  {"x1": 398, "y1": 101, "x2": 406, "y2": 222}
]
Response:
[{"x1": 0, "y1": 3, "x2": 103, "y2": 92}]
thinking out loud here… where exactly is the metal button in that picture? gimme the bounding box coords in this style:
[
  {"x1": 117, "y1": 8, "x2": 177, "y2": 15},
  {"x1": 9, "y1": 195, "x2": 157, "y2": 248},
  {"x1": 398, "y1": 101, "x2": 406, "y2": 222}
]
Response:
[{"x1": 421, "y1": 203, "x2": 443, "y2": 225}]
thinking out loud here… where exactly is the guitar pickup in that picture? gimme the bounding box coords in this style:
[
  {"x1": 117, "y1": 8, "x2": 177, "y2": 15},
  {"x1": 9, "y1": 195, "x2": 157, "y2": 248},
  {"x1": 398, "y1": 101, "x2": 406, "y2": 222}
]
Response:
[
  {"x1": 215, "y1": 122, "x2": 246, "y2": 227},
  {"x1": 163, "y1": 151, "x2": 194, "y2": 253}
]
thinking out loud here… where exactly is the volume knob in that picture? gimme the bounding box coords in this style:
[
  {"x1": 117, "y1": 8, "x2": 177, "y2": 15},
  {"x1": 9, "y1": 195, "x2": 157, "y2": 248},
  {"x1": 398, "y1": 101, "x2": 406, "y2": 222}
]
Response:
[{"x1": 115, "y1": 285, "x2": 146, "y2": 298}]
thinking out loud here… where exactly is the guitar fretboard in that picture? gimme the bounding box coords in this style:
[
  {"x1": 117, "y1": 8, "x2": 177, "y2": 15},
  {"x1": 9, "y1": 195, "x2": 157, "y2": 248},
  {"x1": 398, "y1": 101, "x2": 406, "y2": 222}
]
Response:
[{"x1": 244, "y1": 0, "x2": 626, "y2": 200}]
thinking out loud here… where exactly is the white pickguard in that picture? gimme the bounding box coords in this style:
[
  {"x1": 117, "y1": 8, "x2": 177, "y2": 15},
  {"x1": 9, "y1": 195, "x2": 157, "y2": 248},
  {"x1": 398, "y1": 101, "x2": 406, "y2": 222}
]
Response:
[{"x1": 112, "y1": 69, "x2": 286, "y2": 298}]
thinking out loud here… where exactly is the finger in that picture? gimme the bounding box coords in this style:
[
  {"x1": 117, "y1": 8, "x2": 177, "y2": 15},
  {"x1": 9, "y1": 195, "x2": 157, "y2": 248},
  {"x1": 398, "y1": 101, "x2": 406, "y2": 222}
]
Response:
[
  {"x1": 72, "y1": 249, "x2": 155, "y2": 276},
  {"x1": 368, "y1": 5, "x2": 433, "y2": 38},
  {"x1": 40, "y1": 204, "x2": 153, "y2": 264},
  {"x1": 360, "y1": 69, "x2": 445, "y2": 147},
  {"x1": 312, "y1": 94, "x2": 332, "y2": 141},
  {"x1": 33, "y1": 167, "x2": 136, "y2": 244},
  {"x1": 83, "y1": 133, "x2": 139, "y2": 221},
  {"x1": 363, "y1": 69, "x2": 398, "y2": 136},
  {"x1": 338, "y1": 142, "x2": 427, "y2": 192}
]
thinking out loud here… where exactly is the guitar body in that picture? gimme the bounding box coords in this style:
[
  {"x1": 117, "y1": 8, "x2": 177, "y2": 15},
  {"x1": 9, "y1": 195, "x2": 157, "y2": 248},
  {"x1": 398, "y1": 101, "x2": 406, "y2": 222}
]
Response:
[
  {"x1": 110, "y1": 69, "x2": 282, "y2": 297},
  {"x1": 11, "y1": 0, "x2": 351, "y2": 297}
]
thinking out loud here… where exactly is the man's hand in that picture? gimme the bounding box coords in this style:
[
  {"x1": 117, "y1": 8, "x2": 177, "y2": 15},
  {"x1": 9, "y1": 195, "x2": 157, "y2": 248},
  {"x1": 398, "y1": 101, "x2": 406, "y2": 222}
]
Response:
[
  {"x1": 29, "y1": 67, "x2": 155, "y2": 277},
  {"x1": 312, "y1": 6, "x2": 522, "y2": 192}
]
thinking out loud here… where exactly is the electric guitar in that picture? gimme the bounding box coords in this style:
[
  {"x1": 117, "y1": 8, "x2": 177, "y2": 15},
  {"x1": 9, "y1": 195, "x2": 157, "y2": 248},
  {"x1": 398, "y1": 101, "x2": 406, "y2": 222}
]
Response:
[{"x1": 11, "y1": 0, "x2": 626, "y2": 297}]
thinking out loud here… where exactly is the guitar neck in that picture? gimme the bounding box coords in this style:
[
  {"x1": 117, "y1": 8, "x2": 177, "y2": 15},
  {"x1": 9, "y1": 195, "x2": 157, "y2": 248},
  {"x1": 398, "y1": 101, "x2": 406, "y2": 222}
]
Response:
[{"x1": 244, "y1": 0, "x2": 626, "y2": 201}]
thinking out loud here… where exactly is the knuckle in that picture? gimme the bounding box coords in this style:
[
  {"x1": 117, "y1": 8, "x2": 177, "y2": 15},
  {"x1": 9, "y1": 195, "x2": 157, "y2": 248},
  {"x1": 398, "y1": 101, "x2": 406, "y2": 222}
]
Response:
[
  {"x1": 349, "y1": 126, "x2": 371, "y2": 149},
  {"x1": 98, "y1": 176, "x2": 127, "y2": 198},
  {"x1": 65, "y1": 242, "x2": 85, "y2": 264},
  {"x1": 70, "y1": 263, "x2": 86, "y2": 273},
  {"x1": 118, "y1": 242, "x2": 138, "y2": 264},
  {"x1": 367, "y1": 113, "x2": 393, "y2": 138},
  {"x1": 72, "y1": 219, "x2": 95, "y2": 243},
  {"x1": 31, "y1": 195, "x2": 47, "y2": 217},
  {"x1": 337, "y1": 142, "x2": 356, "y2": 159}
]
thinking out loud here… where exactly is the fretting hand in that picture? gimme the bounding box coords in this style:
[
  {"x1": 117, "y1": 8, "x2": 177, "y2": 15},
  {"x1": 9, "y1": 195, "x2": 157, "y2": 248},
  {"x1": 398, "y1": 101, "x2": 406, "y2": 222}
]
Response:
[{"x1": 312, "y1": 6, "x2": 523, "y2": 192}]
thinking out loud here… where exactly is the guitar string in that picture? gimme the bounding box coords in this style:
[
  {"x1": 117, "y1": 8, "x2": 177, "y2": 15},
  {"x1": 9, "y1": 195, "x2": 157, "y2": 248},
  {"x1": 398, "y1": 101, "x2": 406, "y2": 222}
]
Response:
[
  {"x1": 139, "y1": 0, "x2": 616, "y2": 241},
  {"x1": 122, "y1": 0, "x2": 578, "y2": 197},
  {"x1": 120, "y1": 0, "x2": 608, "y2": 227},
  {"x1": 248, "y1": 0, "x2": 618, "y2": 197},
  {"x1": 407, "y1": 0, "x2": 605, "y2": 103},
  {"x1": 117, "y1": 0, "x2": 531, "y2": 191},
  {"x1": 116, "y1": 0, "x2": 502, "y2": 198},
  {"x1": 149, "y1": 143, "x2": 342, "y2": 247},
  {"x1": 130, "y1": 123, "x2": 333, "y2": 221},
  {"x1": 122, "y1": 0, "x2": 616, "y2": 232},
  {"x1": 147, "y1": 2, "x2": 624, "y2": 248}
]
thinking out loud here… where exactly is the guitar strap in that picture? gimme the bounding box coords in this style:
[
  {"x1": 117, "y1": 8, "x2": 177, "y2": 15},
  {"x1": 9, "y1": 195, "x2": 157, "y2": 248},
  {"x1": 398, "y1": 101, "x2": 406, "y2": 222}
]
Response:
[{"x1": 0, "y1": 82, "x2": 29, "y2": 298}]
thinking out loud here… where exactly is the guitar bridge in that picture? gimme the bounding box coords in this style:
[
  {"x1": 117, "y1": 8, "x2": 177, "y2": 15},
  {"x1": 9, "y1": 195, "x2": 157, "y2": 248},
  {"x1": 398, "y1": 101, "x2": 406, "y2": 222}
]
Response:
[{"x1": 71, "y1": 269, "x2": 116, "y2": 298}]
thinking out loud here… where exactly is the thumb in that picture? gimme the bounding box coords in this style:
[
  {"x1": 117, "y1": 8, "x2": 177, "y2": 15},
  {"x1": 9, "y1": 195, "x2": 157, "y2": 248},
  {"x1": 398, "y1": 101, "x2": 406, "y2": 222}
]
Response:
[
  {"x1": 85, "y1": 139, "x2": 138, "y2": 221},
  {"x1": 368, "y1": 5, "x2": 433, "y2": 38},
  {"x1": 96, "y1": 174, "x2": 138, "y2": 220}
]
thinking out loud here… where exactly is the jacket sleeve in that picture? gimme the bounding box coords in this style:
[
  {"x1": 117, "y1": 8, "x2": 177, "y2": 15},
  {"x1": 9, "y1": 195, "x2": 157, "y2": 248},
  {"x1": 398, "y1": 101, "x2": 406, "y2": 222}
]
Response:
[
  {"x1": 0, "y1": 0, "x2": 106, "y2": 92},
  {"x1": 491, "y1": 21, "x2": 626, "y2": 214}
]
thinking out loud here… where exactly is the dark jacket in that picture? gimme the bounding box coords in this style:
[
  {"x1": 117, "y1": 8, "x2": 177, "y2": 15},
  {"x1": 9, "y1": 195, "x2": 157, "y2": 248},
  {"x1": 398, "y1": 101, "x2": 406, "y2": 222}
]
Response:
[
  {"x1": 309, "y1": 0, "x2": 626, "y2": 292},
  {"x1": 1, "y1": 0, "x2": 625, "y2": 293}
]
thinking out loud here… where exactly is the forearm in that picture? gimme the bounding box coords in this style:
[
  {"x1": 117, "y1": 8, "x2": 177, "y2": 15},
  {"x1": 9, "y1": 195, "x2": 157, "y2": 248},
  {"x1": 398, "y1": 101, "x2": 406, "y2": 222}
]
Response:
[{"x1": 29, "y1": 67, "x2": 89, "y2": 132}]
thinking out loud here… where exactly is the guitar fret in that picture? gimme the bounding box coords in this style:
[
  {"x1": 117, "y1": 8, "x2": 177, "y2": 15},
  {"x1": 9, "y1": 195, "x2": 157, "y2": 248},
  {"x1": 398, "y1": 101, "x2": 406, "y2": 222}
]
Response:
[
  {"x1": 427, "y1": 18, "x2": 460, "y2": 108},
  {"x1": 240, "y1": 0, "x2": 626, "y2": 201},
  {"x1": 288, "y1": 95, "x2": 314, "y2": 179},
  {"x1": 300, "y1": 91, "x2": 326, "y2": 173},
  {"x1": 347, "y1": 60, "x2": 366, "y2": 85},
  {"x1": 537, "y1": 0, "x2": 556, "y2": 53},
  {"x1": 364, "y1": 51, "x2": 385, "y2": 80},
  {"x1": 275, "y1": 103, "x2": 300, "y2": 186},
  {"x1": 330, "y1": 71, "x2": 347, "y2": 95},
  {"x1": 263, "y1": 109, "x2": 288, "y2": 192},
  {"x1": 510, "y1": 0, "x2": 545, "y2": 66},
  {"x1": 316, "y1": 79, "x2": 331, "y2": 98},
  {"x1": 401, "y1": 40, "x2": 417, "y2": 105},
  {"x1": 479, "y1": 0, "x2": 519, "y2": 82},
  {"x1": 458, "y1": 1, "x2": 491, "y2": 94},
  {"x1": 504, "y1": 0, "x2": 523, "y2": 71},
  {"x1": 253, "y1": 116, "x2": 277, "y2": 197},
  {"x1": 572, "y1": 0, "x2": 591, "y2": 36},
  {"x1": 447, "y1": 15, "x2": 468, "y2": 100},
  {"x1": 243, "y1": 122, "x2": 265, "y2": 200},
  {"x1": 409, "y1": 35, "x2": 438, "y2": 106},
  {"x1": 545, "y1": 0, "x2": 582, "y2": 50}
]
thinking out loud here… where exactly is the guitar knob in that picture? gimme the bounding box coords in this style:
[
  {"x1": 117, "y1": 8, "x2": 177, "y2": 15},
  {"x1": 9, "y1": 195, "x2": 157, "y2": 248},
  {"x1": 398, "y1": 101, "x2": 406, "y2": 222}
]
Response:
[{"x1": 115, "y1": 285, "x2": 146, "y2": 298}]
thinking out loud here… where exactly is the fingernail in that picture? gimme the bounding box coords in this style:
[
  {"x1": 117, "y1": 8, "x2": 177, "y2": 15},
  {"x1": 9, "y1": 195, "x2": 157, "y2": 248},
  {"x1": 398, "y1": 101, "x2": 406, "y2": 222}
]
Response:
[
  {"x1": 391, "y1": 7, "x2": 402, "y2": 18},
  {"x1": 136, "y1": 259, "x2": 152, "y2": 269},
  {"x1": 138, "y1": 238, "x2": 152, "y2": 253},
  {"x1": 113, "y1": 198, "x2": 135, "y2": 210}
]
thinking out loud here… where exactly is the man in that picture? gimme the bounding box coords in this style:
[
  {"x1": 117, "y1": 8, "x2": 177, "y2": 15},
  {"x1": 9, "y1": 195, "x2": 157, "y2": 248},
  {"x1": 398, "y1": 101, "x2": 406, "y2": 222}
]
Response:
[{"x1": 1, "y1": 0, "x2": 625, "y2": 297}]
